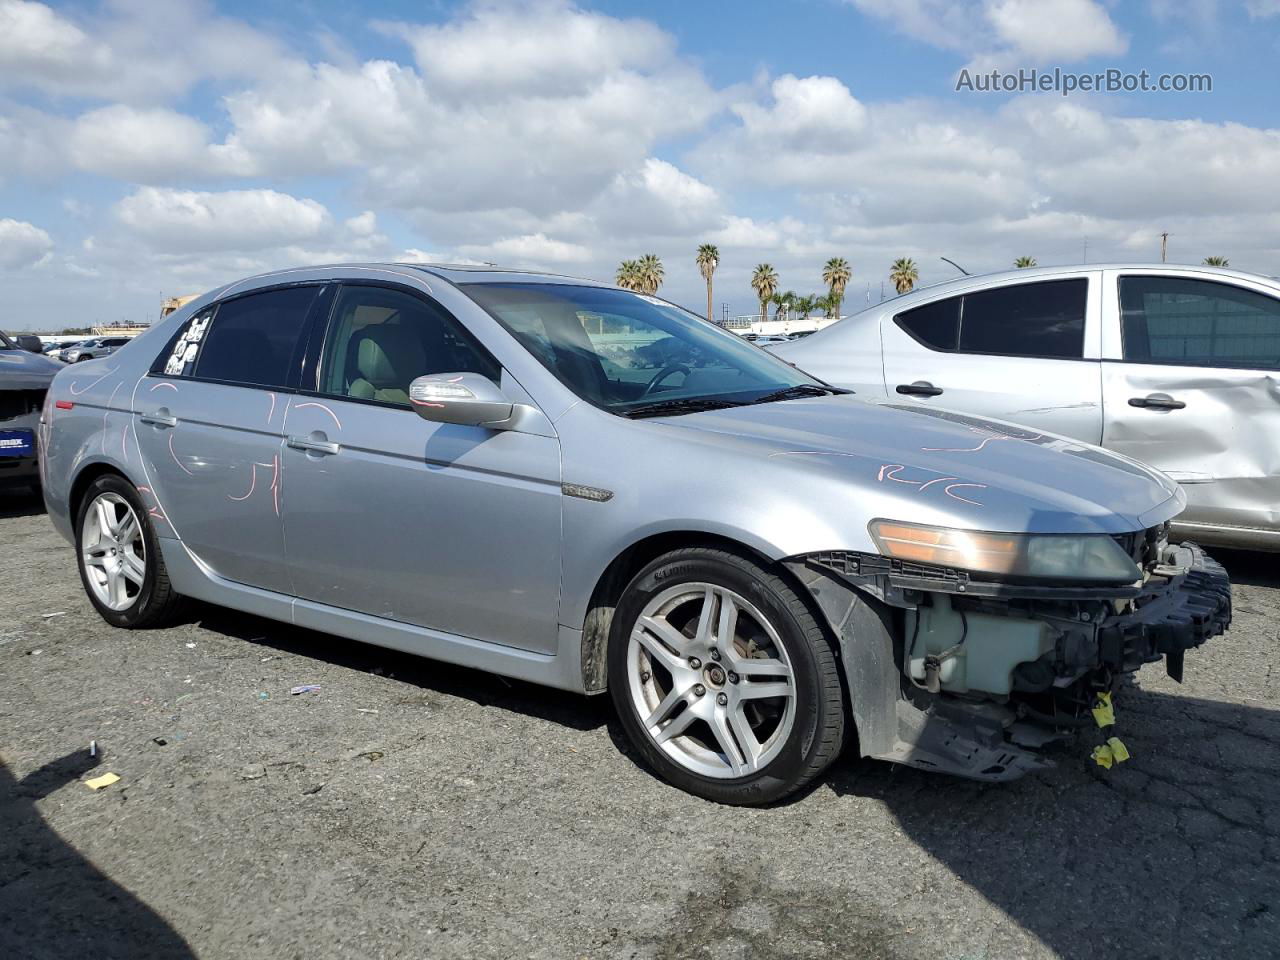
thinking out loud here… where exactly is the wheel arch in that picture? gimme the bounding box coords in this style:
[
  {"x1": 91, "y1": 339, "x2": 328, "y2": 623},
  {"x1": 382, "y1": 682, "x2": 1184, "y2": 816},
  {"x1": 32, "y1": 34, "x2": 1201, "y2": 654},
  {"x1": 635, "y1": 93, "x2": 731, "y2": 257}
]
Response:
[
  {"x1": 67, "y1": 461, "x2": 134, "y2": 529},
  {"x1": 576, "y1": 529, "x2": 835, "y2": 697}
]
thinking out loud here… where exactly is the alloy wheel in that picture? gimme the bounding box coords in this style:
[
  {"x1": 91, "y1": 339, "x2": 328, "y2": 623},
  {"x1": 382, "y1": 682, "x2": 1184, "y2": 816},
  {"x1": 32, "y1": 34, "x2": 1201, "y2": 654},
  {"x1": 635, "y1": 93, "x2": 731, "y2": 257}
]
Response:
[
  {"x1": 81, "y1": 491, "x2": 146, "y2": 611},
  {"x1": 626, "y1": 582, "x2": 796, "y2": 779}
]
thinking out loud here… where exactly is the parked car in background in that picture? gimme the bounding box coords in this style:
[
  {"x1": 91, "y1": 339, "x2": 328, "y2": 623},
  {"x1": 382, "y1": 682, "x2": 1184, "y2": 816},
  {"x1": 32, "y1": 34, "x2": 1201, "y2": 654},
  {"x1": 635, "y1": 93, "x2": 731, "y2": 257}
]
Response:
[
  {"x1": 40, "y1": 264, "x2": 1229, "y2": 803},
  {"x1": 0, "y1": 328, "x2": 61, "y2": 493},
  {"x1": 773, "y1": 263, "x2": 1280, "y2": 551},
  {"x1": 44, "y1": 338, "x2": 86, "y2": 360},
  {"x1": 63, "y1": 336, "x2": 132, "y2": 363}
]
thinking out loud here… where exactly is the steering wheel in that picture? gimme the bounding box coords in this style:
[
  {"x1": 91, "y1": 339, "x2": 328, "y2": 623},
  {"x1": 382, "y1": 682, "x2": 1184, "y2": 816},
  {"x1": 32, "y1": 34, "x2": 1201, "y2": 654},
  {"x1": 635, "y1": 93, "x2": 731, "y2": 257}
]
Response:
[{"x1": 641, "y1": 363, "x2": 691, "y2": 397}]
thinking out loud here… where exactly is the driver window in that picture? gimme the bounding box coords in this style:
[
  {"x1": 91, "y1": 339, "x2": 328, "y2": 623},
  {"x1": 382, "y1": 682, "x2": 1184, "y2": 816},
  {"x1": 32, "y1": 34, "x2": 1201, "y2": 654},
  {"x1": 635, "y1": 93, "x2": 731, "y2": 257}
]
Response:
[{"x1": 319, "y1": 285, "x2": 500, "y2": 407}]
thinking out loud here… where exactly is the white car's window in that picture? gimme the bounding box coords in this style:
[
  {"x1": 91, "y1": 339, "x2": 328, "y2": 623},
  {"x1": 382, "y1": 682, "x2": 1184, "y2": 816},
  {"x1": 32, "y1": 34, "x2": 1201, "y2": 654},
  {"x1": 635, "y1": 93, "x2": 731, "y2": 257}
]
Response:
[
  {"x1": 1120, "y1": 276, "x2": 1280, "y2": 370},
  {"x1": 317, "y1": 285, "x2": 499, "y2": 408},
  {"x1": 895, "y1": 279, "x2": 1087, "y2": 360}
]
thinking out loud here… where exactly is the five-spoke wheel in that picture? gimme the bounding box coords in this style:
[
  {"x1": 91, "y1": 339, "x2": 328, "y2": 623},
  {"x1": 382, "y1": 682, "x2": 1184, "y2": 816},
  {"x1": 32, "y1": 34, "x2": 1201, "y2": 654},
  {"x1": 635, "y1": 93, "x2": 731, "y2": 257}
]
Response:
[
  {"x1": 609, "y1": 547, "x2": 845, "y2": 805},
  {"x1": 75, "y1": 474, "x2": 184, "y2": 628}
]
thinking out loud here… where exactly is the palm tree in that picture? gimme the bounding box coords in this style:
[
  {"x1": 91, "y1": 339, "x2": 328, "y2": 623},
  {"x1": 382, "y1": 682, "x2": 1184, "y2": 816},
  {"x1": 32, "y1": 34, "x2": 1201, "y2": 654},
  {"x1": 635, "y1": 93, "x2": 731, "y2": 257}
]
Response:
[
  {"x1": 773, "y1": 290, "x2": 797, "y2": 320},
  {"x1": 792, "y1": 294, "x2": 820, "y2": 319},
  {"x1": 1203, "y1": 256, "x2": 1230, "y2": 267},
  {"x1": 818, "y1": 291, "x2": 841, "y2": 319},
  {"x1": 615, "y1": 259, "x2": 639, "y2": 290},
  {"x1": 751, "y1": 264, "x2": 779, "y2": 323},
  {"x1": 635, "y1": 254, "x2": 664, "y2": 295},
  {"x1": 696, "y1": 243, "x2": 719, "y2": 322},
  {"x1": 1014, "y1": 256, "x2": 1037, "y2": 268},
  {"x1": 889, "y1": 258, "x2": 919, "y2": 295},
  {"x1": 822, "y1": 257, "x2": 851, "y2": 317}
]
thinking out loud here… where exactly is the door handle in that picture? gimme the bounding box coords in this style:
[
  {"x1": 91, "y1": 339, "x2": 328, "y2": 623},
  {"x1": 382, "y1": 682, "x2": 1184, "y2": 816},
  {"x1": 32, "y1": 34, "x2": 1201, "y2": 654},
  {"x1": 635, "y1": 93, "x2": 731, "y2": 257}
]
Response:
[
  {"x1": 896, "y1": 381, "x2": 944, "y2": 397},
  {"x1": 139, "y1": 411, "x2": 177, "y2": 428},
  {"x1": 1128, "y1": 394, "x2": 1186, "y2": 411},
  {"x1": 287, "y1": 435, "x2": 340, "y2": 455}
]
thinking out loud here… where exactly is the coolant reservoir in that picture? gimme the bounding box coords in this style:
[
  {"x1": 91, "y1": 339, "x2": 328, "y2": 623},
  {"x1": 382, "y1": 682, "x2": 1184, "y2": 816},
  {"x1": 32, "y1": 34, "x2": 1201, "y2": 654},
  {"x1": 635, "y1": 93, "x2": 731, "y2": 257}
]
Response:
[{"x1": 906, "y1": 594, "x2": 1055, "y2": 695}]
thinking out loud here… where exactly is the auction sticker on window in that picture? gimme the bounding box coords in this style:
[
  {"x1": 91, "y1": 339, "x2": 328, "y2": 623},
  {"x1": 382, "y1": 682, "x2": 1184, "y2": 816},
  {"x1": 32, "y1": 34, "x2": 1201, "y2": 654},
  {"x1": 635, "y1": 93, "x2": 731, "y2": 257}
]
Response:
[{"x1": 0, "y1": 429, "x2": 34, "y2": 457}]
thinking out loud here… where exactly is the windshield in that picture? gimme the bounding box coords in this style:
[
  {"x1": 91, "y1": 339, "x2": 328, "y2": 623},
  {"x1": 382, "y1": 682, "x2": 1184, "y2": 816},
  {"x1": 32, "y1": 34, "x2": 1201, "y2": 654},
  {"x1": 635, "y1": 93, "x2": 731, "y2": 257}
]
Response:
[
  {"x1": 464, "y1": 283, "x2": 835, "y2": 416},
  {"x1": 0, "y1": 330, "x2": 14, "y2": 350}
]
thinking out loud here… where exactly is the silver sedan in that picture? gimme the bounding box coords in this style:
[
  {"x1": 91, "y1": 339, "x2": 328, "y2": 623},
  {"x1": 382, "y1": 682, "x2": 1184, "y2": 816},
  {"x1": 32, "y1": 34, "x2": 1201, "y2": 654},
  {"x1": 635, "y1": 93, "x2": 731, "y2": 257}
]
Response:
[{"x1": 39, "y1": 264, "x2": 1230, "y2": 803}]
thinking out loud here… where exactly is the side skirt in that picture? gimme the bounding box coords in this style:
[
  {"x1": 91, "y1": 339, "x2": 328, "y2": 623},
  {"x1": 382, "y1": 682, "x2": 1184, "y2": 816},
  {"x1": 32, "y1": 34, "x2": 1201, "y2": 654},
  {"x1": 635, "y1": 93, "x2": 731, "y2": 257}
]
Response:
[{"x1": 158, "y1": 536, "x2": 587, "y2": 693}]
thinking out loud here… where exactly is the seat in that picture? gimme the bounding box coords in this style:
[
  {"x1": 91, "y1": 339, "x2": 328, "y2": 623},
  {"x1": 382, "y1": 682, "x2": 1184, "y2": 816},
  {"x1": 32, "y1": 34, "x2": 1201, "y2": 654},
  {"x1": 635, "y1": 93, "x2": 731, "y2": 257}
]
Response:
[{"x1": 347, "y1": 324, "x2": 427, "y2": 405}]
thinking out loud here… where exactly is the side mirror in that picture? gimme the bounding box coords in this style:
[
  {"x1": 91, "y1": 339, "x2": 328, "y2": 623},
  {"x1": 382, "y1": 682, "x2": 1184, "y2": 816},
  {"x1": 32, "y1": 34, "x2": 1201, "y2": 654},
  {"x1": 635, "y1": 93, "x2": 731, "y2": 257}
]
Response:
[
  {"x1": 409, "y1": 372, "x2": 521, "y2": 429},
  {"x1": 15, "y1": 334, "x2": 43, "y2": 353}
]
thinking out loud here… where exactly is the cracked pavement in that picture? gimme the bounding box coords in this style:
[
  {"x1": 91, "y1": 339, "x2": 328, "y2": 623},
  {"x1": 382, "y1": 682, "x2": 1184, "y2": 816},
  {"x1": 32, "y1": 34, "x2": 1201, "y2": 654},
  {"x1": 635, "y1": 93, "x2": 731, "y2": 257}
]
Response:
[{"x1": 1, "y1": 488, "x2": 1276, "y2": 959}]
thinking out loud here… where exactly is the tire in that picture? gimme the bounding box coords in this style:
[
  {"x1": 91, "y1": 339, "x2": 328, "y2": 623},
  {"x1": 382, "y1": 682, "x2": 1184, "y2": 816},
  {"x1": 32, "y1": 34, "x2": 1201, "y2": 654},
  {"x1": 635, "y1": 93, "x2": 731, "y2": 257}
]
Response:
[
  {"x1": 608, "y1": 546, "x2": 845, "y2": 805},
  {"x1": 75, "y1": 474, "x2": 185, "y2": 628},
  {"x1": 74, "y1": 355, "x2": 90, "y2": 362}
]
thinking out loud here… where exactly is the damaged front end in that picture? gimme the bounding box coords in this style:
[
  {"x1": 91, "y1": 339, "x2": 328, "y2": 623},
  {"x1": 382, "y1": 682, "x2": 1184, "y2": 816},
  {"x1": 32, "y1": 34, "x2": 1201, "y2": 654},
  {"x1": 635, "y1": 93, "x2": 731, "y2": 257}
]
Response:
[{"x1": 786, "y1": 525, "x2": 1232, "y2": 781}]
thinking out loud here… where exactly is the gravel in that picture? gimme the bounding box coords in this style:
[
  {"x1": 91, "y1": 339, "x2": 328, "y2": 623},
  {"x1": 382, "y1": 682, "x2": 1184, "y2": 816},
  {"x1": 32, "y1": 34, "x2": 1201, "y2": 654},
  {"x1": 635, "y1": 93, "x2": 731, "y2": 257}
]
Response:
[{"x1": 1, "y1": 487, "x2": 1276, "y2": 960}]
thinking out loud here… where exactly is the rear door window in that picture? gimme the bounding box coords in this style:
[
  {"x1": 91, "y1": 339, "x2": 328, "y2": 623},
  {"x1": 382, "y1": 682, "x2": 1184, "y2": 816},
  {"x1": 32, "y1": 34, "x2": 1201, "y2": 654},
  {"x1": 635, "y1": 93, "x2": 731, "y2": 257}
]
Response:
[
  {"x1": 156, "y1": 286, "x2": 320, "y2": 388},
  {"x1": 895, "y1": 296, "x2": 960, "y2": 350},
  {"x1": 957, "y1": 279, "x2": 1087, "y2": 359},
  {"x1": 1120, "y1": 276, "x2": 1280, "y2": 369}
]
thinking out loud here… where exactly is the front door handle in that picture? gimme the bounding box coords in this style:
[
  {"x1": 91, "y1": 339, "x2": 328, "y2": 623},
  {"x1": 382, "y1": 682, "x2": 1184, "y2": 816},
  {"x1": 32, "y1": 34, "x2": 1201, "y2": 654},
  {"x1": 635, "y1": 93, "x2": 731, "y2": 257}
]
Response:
[
  {"x1": 287, "y1": 435, "x2": 340, "y2": 455},
  {"x1": 1128, "y1": 394, "x2": 1186, "y2": 411},
  {"x1": 139, "y1": 410, "x2": 177, "y2": 428},
  {"x1": 896, "y1": 381, "x2": 944, "y2": 397}
]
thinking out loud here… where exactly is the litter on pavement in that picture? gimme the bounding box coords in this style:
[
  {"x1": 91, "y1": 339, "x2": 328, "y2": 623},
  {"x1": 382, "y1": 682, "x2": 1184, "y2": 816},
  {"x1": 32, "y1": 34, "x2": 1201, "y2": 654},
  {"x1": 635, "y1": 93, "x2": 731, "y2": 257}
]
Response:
[
  {"x1": 290, "y1": 684, "x2": 321, "y2": 695},
  {"x1": 85, "y1": 772, "x2": 120, "y2": 790}
]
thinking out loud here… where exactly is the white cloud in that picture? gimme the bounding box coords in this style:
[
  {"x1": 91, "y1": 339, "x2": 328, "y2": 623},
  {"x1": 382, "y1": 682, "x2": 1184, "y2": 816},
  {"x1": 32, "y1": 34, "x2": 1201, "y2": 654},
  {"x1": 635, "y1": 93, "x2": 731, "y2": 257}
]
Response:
[
  {"x1": 847, "y1": 0, "x2": 1125, "y2": 64},
  {"x1": 733, "y1": 75, "x2": 868, "y2": 152},
  {"x1": 459, "y1": 232, "x2": 592, "y2": 265},
  {"x1": 114, "y1": 187, "x2": 332, "y2": 252},
  {"x1": 345, "y1": 211, "x2": 378, "y2": 237},
  {"x1": 0, "y1": 0, "x2": 289, "y2": 103},
  {"x1": 986, "y1": 0, "x2": 1126, "y2": 61},
  {"x1": 70, "y1": 105, "x2": 246, "y2": 180},
  {"x1": 0, "y1": 218, "x2": 53, "y2": 269},
  {"x1": 1246, "y1": 0, "x2": 1280, "y2": 15}
]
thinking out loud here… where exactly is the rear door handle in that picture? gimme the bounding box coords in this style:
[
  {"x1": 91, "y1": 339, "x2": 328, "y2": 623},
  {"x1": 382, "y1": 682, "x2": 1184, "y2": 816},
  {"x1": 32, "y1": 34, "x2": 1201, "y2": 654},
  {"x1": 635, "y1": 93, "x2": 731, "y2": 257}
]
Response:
[
  {"x1": 139, "y1": 411, "x2": 177, "y2": 428},
  {"x1": 896, "y1": 381, "x2": 944, "y2": 397},
  {"x1": 1128, "y1": 394, "x2": 1186, "y2": 411},
  {"x1": 287, "y1": 435, "x2": 340, "y2": 455}
]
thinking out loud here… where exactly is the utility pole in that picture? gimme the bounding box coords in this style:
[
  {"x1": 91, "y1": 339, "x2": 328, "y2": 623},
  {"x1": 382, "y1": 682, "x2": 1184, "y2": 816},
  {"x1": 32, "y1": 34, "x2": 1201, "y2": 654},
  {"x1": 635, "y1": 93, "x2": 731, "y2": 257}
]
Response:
[
  {"x1": 1160, "y1": 232, "x2": 1169, "y2": 263},
  {"x1": 1082, "y1": 236, "x2": 1088, "y2": 263}
]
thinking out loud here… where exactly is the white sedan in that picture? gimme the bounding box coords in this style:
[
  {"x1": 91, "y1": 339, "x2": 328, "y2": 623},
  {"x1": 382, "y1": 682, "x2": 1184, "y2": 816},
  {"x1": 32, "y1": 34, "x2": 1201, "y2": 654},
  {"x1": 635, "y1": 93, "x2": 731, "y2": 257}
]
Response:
[{"x1": 773, "y1": 262, "x2": 1280, "y2": 550}]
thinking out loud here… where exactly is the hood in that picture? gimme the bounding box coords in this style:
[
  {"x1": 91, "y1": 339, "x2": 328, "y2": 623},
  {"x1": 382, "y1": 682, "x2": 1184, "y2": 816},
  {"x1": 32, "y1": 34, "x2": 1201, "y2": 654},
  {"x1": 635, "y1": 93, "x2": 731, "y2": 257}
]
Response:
[
  {"x1": 654, "y1": 395, "x2": 1182, "y2": 536},
  {"x1": 0, "y1": 348, "x2": 61, "y2": 389}
]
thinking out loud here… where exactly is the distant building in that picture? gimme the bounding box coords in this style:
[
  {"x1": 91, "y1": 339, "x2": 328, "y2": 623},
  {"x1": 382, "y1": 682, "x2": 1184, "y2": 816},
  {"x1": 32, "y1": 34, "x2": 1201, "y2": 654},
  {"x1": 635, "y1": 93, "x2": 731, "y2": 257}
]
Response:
[
  {"x1": 724, "y1": 314, "x2": 842, "y2": 338},
  {"x1": 160, "y1": 294, "x2": 199, "y2": 318}
]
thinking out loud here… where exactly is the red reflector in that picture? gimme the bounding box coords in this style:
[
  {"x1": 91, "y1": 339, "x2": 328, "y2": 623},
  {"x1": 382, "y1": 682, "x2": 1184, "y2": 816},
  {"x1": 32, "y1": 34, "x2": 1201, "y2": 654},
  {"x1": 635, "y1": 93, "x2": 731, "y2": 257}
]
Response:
[{"x1": 55, "y1": 400, "x2": 74, "y2": 410}]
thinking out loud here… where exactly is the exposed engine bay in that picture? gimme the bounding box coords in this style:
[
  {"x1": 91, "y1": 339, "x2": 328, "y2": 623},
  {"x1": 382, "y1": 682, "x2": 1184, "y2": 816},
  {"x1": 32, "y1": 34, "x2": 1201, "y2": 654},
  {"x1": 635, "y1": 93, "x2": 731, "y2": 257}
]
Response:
[{"x1": 789, "y1": 525, "x2": 1232, "y2": 780}]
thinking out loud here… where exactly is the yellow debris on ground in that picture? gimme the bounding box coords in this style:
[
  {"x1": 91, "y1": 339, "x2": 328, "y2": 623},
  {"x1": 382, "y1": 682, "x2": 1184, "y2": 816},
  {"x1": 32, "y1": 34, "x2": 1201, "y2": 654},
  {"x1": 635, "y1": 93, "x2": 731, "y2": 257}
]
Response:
[{"x1": 85, "y1": 772, "x2": 121, "y2": 790}]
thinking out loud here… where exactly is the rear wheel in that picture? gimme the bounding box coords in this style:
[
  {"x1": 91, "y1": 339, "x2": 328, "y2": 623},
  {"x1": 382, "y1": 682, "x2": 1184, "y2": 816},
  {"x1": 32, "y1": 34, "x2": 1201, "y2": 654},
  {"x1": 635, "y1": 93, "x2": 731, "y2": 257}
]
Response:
[
  {"x1": 75, "y1": 474, "x2": 184, "y2": 628},
  {"x1": 609, "y1": 547, "x2": 845, "y2": 805}
]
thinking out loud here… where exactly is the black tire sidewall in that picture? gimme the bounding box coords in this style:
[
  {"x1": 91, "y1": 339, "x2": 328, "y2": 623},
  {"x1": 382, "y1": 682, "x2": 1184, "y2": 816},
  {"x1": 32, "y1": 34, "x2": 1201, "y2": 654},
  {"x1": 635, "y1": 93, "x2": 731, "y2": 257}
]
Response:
[
  {"x1": 608, "y1": 550, "x2": 832, "y2": 805},
  {"x1": 74, "y1": 475, "x2": 165, "y2": 628}
]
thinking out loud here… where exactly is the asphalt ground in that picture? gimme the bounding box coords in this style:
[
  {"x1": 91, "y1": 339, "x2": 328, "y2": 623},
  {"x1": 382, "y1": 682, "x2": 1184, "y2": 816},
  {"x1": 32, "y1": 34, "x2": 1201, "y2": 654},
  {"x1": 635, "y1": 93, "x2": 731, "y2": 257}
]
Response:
[{"x1": 1, "y1": 485, "x2": 1276, "y2": 960}]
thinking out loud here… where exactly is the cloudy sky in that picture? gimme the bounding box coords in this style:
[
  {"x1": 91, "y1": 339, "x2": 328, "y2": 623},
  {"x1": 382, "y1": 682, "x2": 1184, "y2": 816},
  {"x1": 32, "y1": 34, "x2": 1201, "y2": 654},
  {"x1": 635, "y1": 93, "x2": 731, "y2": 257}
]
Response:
[{"x1": 3, "y1": 0, "x2": 1280, "y2": 329}]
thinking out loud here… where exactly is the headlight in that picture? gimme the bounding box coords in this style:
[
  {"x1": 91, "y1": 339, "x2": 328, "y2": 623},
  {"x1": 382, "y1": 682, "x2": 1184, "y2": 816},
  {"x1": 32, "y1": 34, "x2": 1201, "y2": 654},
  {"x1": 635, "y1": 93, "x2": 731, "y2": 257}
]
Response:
[{"x1": 869, "y1": 520, "x2": 1142, "y2": 584}]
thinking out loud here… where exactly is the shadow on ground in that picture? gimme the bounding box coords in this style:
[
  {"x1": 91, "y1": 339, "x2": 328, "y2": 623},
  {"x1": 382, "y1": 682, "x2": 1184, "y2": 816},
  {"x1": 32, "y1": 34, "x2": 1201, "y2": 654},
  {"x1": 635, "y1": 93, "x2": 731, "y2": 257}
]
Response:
[
  {"x1": 0, "y1": 754, "x2": 194, "y2": 960},
  {"x1": 829, "y1": 687, "x2": 1280, "y2": 959},
  {"x1": 189, "y1": 603, "x2": 612, "y2": 734},
  {"x1": 0, "y1": 487, "x2": 45, "y2": 519}
]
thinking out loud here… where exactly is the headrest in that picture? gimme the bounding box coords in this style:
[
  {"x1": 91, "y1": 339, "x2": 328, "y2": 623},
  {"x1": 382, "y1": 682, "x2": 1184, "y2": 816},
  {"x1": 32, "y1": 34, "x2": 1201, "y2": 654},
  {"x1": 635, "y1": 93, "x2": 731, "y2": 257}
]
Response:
[{"x1": 356, "y1": 325, "x2": 425, "y2": 387}]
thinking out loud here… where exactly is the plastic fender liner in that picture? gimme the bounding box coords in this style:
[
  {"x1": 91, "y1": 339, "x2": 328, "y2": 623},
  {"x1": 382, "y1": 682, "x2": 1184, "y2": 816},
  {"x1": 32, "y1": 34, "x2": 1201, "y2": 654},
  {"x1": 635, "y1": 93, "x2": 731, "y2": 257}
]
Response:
[
  {"x1": 787, "y1": 559, "x2": 1052, "y2": 781},
  {"x1": 784, "y1": 560, "x2": 899, "y2": 757}
]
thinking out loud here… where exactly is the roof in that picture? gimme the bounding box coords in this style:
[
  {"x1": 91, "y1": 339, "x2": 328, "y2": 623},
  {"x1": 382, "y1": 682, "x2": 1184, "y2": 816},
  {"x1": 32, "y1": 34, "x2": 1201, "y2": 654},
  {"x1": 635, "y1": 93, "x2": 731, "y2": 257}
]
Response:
[
  {"x1": 861, "y1": 261, "x2": 1280, "y2": 315},
  {"x1": 222, "y1": 261, "x2": 614, "y2": 292}
]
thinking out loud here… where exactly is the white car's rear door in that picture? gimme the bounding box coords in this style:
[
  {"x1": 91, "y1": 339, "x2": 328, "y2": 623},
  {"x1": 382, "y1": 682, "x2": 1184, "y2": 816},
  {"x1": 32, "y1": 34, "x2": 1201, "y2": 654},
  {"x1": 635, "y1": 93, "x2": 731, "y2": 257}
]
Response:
[{"x1": 880, "y1": 272, "x2": 1104, "y2": 443}]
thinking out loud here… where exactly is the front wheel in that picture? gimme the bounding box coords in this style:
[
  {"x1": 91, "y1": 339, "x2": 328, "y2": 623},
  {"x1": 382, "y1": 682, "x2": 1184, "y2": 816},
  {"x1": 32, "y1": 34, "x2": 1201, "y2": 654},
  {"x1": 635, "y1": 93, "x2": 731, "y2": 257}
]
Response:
[
  {"x1": 608, "y1": 547, "x2": 846, "y2": 805},
  {"x1": 75, "y1": 474, "x2": 184, "y2": 628}
]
